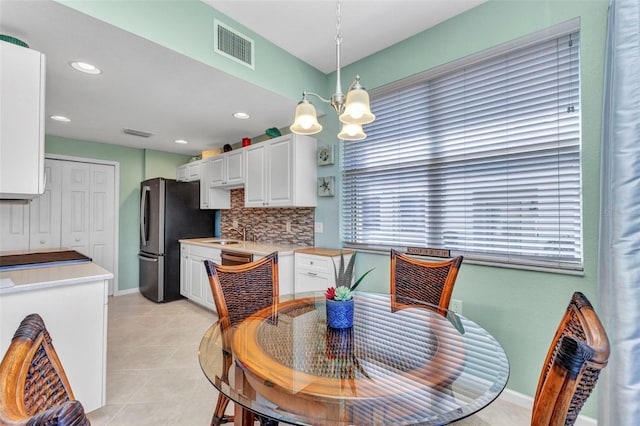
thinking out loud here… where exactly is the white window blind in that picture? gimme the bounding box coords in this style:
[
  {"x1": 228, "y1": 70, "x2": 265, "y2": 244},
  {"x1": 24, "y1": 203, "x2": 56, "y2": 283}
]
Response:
[{"x1": 342, "y1": 30, "x2": 582, "y2": 271}]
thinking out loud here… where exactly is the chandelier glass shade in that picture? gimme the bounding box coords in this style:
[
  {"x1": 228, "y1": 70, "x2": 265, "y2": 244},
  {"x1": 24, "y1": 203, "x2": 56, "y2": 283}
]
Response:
[{"x1": 290, "y1": 1, "x2": 375, "y2": 141}]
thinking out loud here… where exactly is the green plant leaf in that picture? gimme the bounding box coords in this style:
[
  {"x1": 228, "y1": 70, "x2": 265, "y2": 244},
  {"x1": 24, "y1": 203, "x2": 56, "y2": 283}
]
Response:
[
  {"x1": 344, "y1": 253, "x2": 357, "y2": 289},
  {"x1": 350, "y1": 267, "x2": 375, "y2": 293}
]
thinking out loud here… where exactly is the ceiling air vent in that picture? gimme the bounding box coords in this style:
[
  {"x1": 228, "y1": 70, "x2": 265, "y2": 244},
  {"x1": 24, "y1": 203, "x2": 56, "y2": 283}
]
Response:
[
  {"x1": 123, "y1": 128, "x2": 153, "y2": 138},
  {"x1": 214, "y1": 19, "x2": 255, "y2": 69}
]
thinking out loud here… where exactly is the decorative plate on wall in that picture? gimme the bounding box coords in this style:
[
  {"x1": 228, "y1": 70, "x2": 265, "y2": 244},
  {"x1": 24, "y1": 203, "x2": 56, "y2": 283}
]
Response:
[
  {"x1": 317, "y1": 145, "x2": 335, "y2": 166},
  {"x1": 318, "y1": 176, "x2": 335, "y2": 197}
]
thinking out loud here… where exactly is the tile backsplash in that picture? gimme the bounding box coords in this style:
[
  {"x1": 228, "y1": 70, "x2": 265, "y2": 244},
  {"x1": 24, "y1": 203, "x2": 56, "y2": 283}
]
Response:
[{"x1": 219, "y1": 189, "x2": 315, "y2": 246}]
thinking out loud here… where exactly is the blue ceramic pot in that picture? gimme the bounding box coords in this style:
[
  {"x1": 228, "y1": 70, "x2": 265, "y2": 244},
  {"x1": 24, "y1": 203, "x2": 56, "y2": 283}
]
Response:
[{"x1": 326, "y1": 298, "x2": 355, "y2": 329}]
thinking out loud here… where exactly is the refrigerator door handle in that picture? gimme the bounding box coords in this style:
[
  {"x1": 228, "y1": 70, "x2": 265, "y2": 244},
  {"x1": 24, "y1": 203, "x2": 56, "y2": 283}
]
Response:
[
  {"x1": 140, "y1": 185, "x2": 150, "y2": 246},
  {"x1": 138, "y1": 254, "x2": 159, "y2": 262}
]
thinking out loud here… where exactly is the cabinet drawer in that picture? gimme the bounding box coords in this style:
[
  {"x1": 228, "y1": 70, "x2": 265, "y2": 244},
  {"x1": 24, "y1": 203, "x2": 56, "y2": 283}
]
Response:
[
  {"x1": 295, "y1": 253, "x2": 335, "y2": 274},
  {"x1": 295, "y1": 271, "x2": 331, "y2": 293},
  {"x1": 188, "y1": 244, "x2": 221, "y2": 261}
]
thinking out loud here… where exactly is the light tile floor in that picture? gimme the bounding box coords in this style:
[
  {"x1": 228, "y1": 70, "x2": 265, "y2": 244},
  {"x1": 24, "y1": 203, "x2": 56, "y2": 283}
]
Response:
[{"x1": 88, "y1": 292, "x2": 531, "y2": 425}]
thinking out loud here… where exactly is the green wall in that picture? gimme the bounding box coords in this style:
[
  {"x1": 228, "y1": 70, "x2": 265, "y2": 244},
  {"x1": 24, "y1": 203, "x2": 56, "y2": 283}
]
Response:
[
  {"x1": 51, "y1": 0, "x2": 610, "y2": 418},
  {"x1": 45, "y1": 135, "x2": 190, "y2": 293}
]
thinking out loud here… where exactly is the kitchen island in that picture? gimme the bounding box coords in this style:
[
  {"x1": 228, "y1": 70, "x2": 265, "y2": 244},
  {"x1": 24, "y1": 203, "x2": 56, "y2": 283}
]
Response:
[
  {"x1": 0, "y1": 253, "x2": 112, "y2": 413},
  {"x1": 179, "y1": 238, "x2": 308, "y2": 312}
]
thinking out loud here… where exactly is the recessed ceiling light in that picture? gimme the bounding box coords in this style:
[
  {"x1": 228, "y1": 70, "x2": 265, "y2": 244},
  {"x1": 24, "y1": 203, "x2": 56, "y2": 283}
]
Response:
[
  {"x1": 70, "y1": 61, "x2": 101, "y2": 75},
  {"x1": 233, "y1": 112, "x2": 250, "y2": 119},
  {"x1": 175, "y1": 139, "x2": 188, "y2": 144},
  {"x1": 50, "y1": 115, "x2": 71, "y2": 122}
]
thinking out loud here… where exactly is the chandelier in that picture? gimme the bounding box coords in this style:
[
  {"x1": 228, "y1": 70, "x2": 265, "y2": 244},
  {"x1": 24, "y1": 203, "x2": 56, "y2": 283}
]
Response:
[{"x1": 289, "y1": 0, "x2": 375, "y2": 141}]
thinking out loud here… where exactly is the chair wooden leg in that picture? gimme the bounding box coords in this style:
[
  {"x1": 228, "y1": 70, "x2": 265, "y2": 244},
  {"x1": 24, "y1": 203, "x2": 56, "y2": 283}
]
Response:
[{"x1": 211, "y1": 394, "x2": 234, "y2": 426}]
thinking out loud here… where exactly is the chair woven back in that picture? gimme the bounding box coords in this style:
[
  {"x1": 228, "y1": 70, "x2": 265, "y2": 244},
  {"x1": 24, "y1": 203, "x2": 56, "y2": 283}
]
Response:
[
  {"x1": 0, "y1": 313, "x2": 90, "y2": 426},
  {"x1": 204, "y1": 252, "x2": 279, "y2": 331},
  {"x1": 390, "y1": 249, "x2": 463, "y2": 314},
  {"x1": 531, "y1": 291, "x2": 610, "y2": 426}
]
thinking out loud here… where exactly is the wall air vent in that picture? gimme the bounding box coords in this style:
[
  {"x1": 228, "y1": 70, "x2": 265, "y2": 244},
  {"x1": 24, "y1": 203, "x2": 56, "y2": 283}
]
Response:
[
  {"x1": 123, "y1": 128, "x2": 153, "y2": 138},
  {"x1": 214, "y1": 19, "x2": 255, "y2": 69}
]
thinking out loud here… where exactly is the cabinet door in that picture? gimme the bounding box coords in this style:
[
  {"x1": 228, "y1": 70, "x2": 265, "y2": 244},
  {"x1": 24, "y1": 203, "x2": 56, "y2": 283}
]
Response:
[
  {"x1": 245, "y1": 144, "x2": 267, "y2": 207},
  {"x1": 187, "y1": 162, "x2": 201, "y2": 181},
  {"x1": 188, "y1": 254, "x2": 205, "y2": 305},
  {"x1": 29, "y1": 159, "x2": 62, "y2": 250},
  {"x1": 0, "y1": 202, "x2": 30, "y2": 251},
  {"x1": 267, "y1": 137, "x2": 294, "y2": 206},
  {"x1": 176, "y1": 165, "x2": 188, "y2": 182},
  {"x1": 199, "y1": 160, "x2": 210, "y2": 209},
  {"x1": 209, "y1": 157, "x2": 225, "y2": 186},
  {"x1": 180, "y1": 246, "x2": 189, "y2": 297},
  {"x1": 0, "y1": 42, "x2": 45, "y2": 199},
  {"x1": 61, "y1": 162, "x2": 91, "y2": 256},
  {"x1": 225, "y1": 150, "x2": 244, "y2": 185}
]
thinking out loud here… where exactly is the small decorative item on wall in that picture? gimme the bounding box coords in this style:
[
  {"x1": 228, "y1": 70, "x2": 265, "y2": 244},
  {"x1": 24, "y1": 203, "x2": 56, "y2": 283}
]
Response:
[
  {"x1": 317, "y1": 144, "x2": 335, "y2": 166},
  {"x1": 318, "y1": 176, "x2": 335, "y2": 197}
]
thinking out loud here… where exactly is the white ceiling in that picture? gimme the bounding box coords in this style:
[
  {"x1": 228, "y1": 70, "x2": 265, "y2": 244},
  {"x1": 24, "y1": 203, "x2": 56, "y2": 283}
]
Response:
[{"x1": 1, "y1": 0, "x2": 484, "y2": 156}]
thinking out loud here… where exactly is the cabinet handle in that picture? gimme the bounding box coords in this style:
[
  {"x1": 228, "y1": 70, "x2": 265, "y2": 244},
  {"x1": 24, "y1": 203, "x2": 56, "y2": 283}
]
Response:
[
  {"x1": 75, "y1": 238, "x2": 81, "y2": 242},
  {"x1": 310, "y1": 261, "x2": 314, "y2": 265},
  {"x1": 307, "y1": 272, "x2": 317, "y2": 276},
  {"x1": 40, "y1": 240, "x2": 45, "y2": 244}
]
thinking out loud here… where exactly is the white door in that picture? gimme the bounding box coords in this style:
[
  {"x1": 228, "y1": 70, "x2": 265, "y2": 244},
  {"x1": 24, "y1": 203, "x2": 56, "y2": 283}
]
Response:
[
  {"x1": 89, "y1": 163, "x2": 115, "y2": 294},
  {"x1": 61, "y1": 161, "x2": 91, "y2": 256},
  {"x1": 29, "y1": 159, "x2": 62, "y2": 250},
  {"x1": 0, "y1": 202, "x2": 30, "y2": 251}
]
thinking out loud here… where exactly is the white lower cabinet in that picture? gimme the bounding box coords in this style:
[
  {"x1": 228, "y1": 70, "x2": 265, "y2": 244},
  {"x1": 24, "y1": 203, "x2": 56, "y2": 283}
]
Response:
[
  {"x1": 294, "y1": 250, "x2": 354, "y2": 293},
  {"x1": 180, "y1": 243, "x2": 220, "y2": 313},
  {"x1": 180, "y1": 243, "x2": 294, "y2": 309}
]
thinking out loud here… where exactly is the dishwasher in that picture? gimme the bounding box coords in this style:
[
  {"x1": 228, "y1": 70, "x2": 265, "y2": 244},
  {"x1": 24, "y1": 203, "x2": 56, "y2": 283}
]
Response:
[{"x1": 220, "y1": 250, "x2": 253, "y2": 266}]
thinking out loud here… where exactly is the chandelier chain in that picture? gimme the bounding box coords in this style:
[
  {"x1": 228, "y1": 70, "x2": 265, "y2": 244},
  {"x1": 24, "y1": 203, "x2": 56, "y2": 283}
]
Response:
[{"x1": 335, "y1": 0, "x2": 342, "y2": 45}]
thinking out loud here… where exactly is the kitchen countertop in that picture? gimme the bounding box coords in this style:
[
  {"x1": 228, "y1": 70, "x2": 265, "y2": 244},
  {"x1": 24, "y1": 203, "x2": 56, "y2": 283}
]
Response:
[
  {"x1": 179, "y1": 237, "x2": 310, "y2": 256},
  {"x1": 294, "y1": 247, "x2": 354, "y2": 257},
  {"x1": 0, "y1": 261, "x2": 113, "y2": 295}
]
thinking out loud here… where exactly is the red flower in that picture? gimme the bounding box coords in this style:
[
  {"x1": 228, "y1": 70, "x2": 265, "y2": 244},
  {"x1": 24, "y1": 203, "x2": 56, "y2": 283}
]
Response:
[{"x1": 325, "y1": 287, "x2": 336, "y2": 300}]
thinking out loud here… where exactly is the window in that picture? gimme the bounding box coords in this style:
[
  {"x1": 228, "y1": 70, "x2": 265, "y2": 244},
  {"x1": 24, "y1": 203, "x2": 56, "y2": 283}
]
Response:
[{"x1": 342, "y1": 24, "x2": 582, "y2": 272}]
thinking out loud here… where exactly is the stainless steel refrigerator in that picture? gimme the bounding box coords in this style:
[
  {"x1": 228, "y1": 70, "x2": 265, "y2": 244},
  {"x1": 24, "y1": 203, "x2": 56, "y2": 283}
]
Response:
[{"x1": 139, "y1": 177, "x2": 217, "y2": 302}]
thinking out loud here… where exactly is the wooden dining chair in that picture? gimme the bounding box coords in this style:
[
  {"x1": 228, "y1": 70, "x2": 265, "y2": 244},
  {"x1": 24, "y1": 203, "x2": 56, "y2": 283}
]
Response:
[
  {"x1": 390, "y1": 249, "x2": 463, "y2": 314},
  {"x1": 204, "y1": 252, "x2": 279, "y2": 426},
  {"x1": 531, "y1": 291, "x2": 610, "y2": 426},
  {"x1": 0, "y1": 313, "x2": 90, "y2": 426}
]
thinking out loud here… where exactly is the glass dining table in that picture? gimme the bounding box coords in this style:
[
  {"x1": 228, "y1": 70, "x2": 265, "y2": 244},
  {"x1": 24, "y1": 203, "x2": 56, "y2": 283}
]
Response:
[{"x1": 198, "y1": 292, "x2": 509, "y2": 425}]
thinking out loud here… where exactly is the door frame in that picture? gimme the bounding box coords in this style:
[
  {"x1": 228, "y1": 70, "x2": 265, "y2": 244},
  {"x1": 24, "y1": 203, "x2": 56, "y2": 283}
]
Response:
[{"x1": 46, "y1": 154, "x2": 120, "y2": 296}]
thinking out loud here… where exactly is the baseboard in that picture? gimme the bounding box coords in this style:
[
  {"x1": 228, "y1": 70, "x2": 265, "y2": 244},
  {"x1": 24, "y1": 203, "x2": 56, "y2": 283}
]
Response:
[
  {"x1": 500, "y1": 388, "x2": 597, "y2": 425},
  {"x1": 113, "y1": 287, "x2": 139, "y2": 296}
]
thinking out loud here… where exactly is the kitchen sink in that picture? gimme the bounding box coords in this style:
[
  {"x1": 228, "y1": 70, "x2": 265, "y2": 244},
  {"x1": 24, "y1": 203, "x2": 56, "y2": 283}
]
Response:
[{"x1": 201, "y1": 239, "x2": 241, "y2": 245}]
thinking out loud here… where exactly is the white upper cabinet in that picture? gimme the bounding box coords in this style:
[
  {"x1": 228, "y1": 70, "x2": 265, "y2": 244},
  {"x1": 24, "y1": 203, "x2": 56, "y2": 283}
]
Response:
[
  {"x1": 176, "y1": 160, "x2": 204, "y2": 182},
  {"x1": 0, "y1": 41, "x2": 46, "y2": 199},
  {"x1": 209, "y1": 150, "x2": 244, "y2": 188},
  {"x1": 244, "y1": 134, "x2": 317, "y2": 208},
  {"x1": 199, "y1": 158, "x2": 230, "y2": 210}
]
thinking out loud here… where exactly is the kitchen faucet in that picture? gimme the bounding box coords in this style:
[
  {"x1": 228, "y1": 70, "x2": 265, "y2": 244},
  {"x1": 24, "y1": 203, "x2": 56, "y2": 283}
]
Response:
[{"x1": 229, "y1": 224, "x2": 247, "y2": 241}]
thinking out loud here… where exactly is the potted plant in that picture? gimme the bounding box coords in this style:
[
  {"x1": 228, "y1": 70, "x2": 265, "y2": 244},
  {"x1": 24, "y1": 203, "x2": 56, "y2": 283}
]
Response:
[{"x1": 325, "y1": 252, "x2": 374, "y2": 328}]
